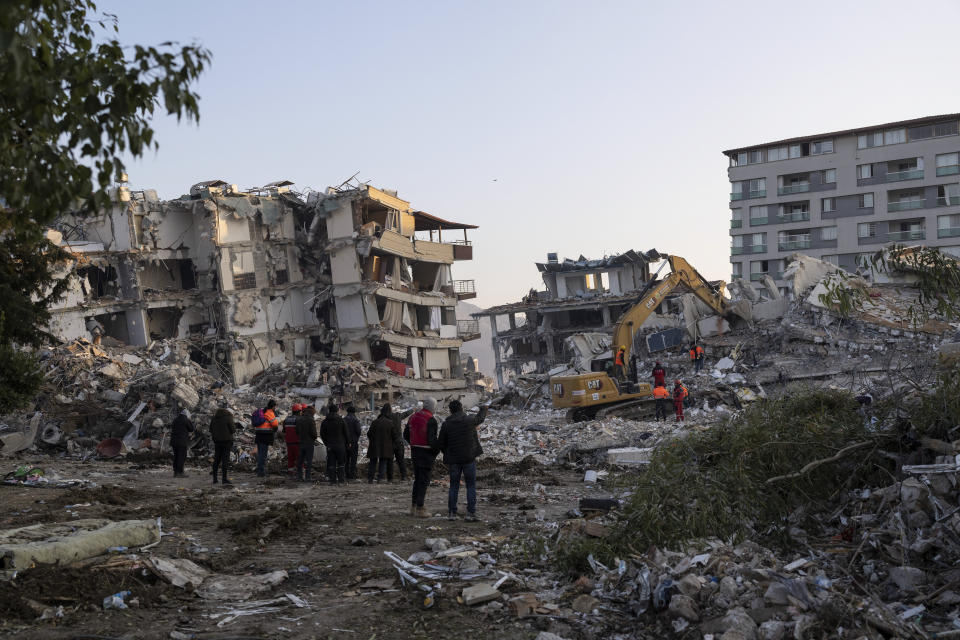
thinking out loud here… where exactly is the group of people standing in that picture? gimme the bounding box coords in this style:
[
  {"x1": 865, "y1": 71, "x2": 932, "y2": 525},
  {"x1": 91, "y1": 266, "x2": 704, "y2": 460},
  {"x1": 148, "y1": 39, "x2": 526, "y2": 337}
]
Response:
[
  {"x1": 171, "y1": 396, "x2": 490, "y2": 521},
  {"x1": 651, "y1": 361, "x2": 689, "y2": 422}
]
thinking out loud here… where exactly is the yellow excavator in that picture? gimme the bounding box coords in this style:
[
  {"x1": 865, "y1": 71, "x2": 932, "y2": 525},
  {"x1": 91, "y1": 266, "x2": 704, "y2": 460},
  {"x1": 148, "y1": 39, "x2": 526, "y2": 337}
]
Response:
[{"x1": 551, "y1": 255, "x2": 729, "y2": 421}]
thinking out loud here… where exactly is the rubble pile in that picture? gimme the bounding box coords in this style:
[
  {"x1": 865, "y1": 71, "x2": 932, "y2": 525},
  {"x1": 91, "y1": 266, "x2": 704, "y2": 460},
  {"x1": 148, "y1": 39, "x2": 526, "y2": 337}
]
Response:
[
  {"x1": 543, "y1": 453, "x2": 960, "y2": 638},
  {"x1": 0, "y1": 338, "x2": 429, "y2": 462}
]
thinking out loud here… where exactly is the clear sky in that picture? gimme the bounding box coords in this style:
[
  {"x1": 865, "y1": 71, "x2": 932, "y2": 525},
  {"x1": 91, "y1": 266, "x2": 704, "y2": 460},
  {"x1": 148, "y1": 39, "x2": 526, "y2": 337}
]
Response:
[{"x1": 100, "y1": 0, "x2": 960, "y2": 309}]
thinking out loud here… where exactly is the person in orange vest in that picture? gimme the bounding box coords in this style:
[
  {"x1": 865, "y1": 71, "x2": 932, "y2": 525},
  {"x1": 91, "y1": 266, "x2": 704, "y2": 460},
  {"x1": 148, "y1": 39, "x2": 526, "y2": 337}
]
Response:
[
  {"x1": 689, "y1": 342, "x2": 705, "y2": 373},
  {"x1": 652, "y1": 383, "x2": 670, "y2": 422},
  {"x1": 673, "y1": 379, "x2": 688, "y2": 422},
  {"x1": 282, "y1": 404, "x2": 302, "y2": 477},
  {"x1": 253, "y1": 399, "x2": 281, "y2": 477},
  {"x1": 614, "y1": 346, "x2": 627, "y2": 381}
]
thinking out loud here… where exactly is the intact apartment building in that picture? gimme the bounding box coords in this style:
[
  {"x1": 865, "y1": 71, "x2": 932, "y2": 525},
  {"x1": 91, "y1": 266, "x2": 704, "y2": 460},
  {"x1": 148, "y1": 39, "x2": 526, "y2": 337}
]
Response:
[
  {"x1": 49, "y1": 180, "x2": 480, "y2": 391},
  {"x1": 725, "y1": 113, "x2": 960, "y2": 295},
  {"x1": 473, "y1": 251, "x2": 657, "y2": 388}
]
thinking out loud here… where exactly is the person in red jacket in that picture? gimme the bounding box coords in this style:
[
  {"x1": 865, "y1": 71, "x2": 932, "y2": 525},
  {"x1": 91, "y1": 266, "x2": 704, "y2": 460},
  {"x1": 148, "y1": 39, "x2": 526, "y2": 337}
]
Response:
[
  {"x1": 404, "y1": 397, "x2": 439, "y2": 518},
  {"x1": 652, "y1": 361, "x2": 666, "y2": 388},
  {"x1": 673, "y1": 379, "x2": 688, "y2": 422},
  {"x1": 283, "y1": 404, "x2": 302, "y2": 477}
]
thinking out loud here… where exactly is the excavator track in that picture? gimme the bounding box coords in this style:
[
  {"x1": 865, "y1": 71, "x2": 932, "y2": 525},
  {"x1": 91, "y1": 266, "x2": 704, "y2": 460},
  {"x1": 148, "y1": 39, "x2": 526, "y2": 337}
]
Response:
[{"x1": 566, "y1": 397, "x2": 657, "y2": 422}]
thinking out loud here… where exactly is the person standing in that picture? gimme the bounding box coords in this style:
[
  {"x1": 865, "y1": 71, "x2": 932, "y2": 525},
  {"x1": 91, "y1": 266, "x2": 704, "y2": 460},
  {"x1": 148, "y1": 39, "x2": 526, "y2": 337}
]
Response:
[
  {"x1": 614, "y1": 346, "x2": 627, "y2": 381},
  {"x1": 391, "y1": 408, "x2": 408, "y2": 482},
  {"x1": 209, "y1": 405, "x2": 236, "y2": 485},
  {"x1": 296, "y1": 405, "x2": 318, "y2": 482},
  {"x1": 404, "y1": 398, "x2": 438, "y2": 517},
  {"x1": 435, "y1": 400, "x2": 488, "y2": 522},
  {"x1": 652, "y1": 383, "x2": 670, "y2": 422},
  {"x1": 692, "y1": 342, "x2": 705, "y2": 373},
  {"x1": 367, "y1": 404, "x2": 398, "y2": 483},
  {"x1": 320, "y1": 405, "x2": 349, "y2": 485},
  {"x1": 170, "y1": 408, "x2": 194, "y2": 478},
  {"x1": 253, "y1": 399, "x2": 281, "y2": 477},
  {"x1": 673, "y1": 379, "x2": 688, "y2": 422},
  {"x1": 283, "y1": 404, "x2": 302, "y2": 478},
  {"x1": 652, "y1": 361, "x2": 666, "y2": 388},
  {"x1": 344, "y1": 406, "x2": 362, "y2": 480}
]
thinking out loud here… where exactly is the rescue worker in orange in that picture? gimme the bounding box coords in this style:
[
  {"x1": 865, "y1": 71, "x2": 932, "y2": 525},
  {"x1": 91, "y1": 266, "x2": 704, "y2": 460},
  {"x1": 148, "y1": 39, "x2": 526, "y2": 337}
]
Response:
[
  {"x1": 652, "y1": 383, "x2": 670, "y2": 422},
  {"x1": 614, "y1": 346, "x2": 627, "y2": 381},
  {"x1": 673, "y1": 379, "x2": 688, "y2": 422},
  {"x1": 689, "y1": 342, "x2": 705, "y2": 373},
  {"x1": 253, "y1": 399, "x2": 281, "y2": 477}
]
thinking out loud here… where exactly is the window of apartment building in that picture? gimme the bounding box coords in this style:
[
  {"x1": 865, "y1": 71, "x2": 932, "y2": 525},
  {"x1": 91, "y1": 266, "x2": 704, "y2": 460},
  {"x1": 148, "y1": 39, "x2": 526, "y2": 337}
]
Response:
[
  {"x1": 231, "y1": 249, "x2": 257, "y2": 290},
  {"x1": 935, "y1": 122, "x2": 959, "y2": 137},
  {"x1": 731, "y1": 235, "x2": 744, "y2": 249},
  {"x1": 731, "y1": 262, "x2": 742, "y2": 278},
  {"x1": 884, "y1": 128, "x2": 906, "y2": 145},
  {"x1": 857, "y1": 164, "x2": 873, "y2": 179},
  {"x1": 939, "y1": 215, "x2": 960, "y2": 236},
  {"x1": 822, "y1": 197, "x2": 836, "y2": 212},
  {"x1": 937, "y1": 153, "x2": 960, "y2": 176},
  {"x1": 822, "y1": 254, "x2": 839, "y2": 265},
  {"x1": 735, "y1": 152, "x2": 747, "y2": 167},
  {"x1": 731, "y1": 208, "x2": 743, "y2": 228},
  {"x1": 789, "y1": 144, "x2": 802, "y2": 158},
  {"x1": 857, "y1": 131, "x2": 884, "y2": 149},
  {"x1": 748, "y1": 150, "x2": 764, "y2": 164},
  {"x1": 749, "y1": 205, "x2": 767, "y2": 223},
  {"x1": 821, "y1": 168, "x2": 837, "y2": 184},
  {"x1": 821, "y1": 226, "x2": 838, "y2": 241},
  {"x1": 749, "y1": 178, "x2": 766, "y2": 195},
  {"x1": 750, "y1": 261, "x2": 767, "y2": 277},
  {"x1": 767, "y1": 146, "x2": 789, "y2": 162},
  {"x1": 731, "y1": 181, "x2": 743, "y2": 197},
  {"x1": 938, "y1": 184, "x2": 960, "y2": 206},
  {"x1": 858, "y1": 222, "x2": 877, "y2": 238},
  {"x1": 859, "y1": 193, "x2": 874, "y2": 208},
  {"x1": 810, "y1": 139, "x2": 834, "y2": 155},
  {"x1": 751, "y1": 233, "x2": 765, "y2": 248}
]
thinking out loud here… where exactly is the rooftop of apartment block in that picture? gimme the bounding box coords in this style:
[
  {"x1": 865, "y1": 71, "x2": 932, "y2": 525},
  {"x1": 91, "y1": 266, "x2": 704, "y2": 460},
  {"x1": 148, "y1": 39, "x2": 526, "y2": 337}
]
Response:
[{"x1": 723, "y1": 113, "x2": 960, "y2": 157}]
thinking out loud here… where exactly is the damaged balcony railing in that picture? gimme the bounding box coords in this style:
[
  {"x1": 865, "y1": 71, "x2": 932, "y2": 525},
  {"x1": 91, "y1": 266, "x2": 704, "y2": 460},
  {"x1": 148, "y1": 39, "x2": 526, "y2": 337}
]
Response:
[
  {"x1": 453, "y1": 280, "x2": 476, "y2": 299},
  {"x1": 457, "y1": 319, "x2": 481, "y2": 340}
]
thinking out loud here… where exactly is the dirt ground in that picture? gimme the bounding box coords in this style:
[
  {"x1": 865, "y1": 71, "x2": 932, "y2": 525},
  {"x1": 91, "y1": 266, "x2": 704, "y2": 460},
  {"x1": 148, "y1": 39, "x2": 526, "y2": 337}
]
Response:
[{"x1": 0, "y1": 453, "x2": 624, "y2": 640}]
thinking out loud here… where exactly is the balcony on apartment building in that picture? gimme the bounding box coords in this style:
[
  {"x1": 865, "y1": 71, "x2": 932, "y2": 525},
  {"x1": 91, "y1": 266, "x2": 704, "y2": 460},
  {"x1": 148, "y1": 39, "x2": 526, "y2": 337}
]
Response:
[
  {"x1": 453, "y1": 279, "x2": 476, "y2": 300},
  {"x1": 887, "y1": 223, "x2": 925, "y2": 242},
  {"x1": 731, "y1": 218, "x2": 742, "y2": 229},
  {"x1": 775, "y1": 202, "x2": 810, "y2": 224},
  {"x1": 778, "y1": 169, "x2": 836, "y2": 196},
  {"x1": 887, "y1": 189, "x2": 926, "y2": 212},
  {"x1": 731, "y1": 243, "x2": 767, "y2": 255},
  {"x1": 412, "y1": 210, "x2": 478, "y2": 261},
  {"x1": 777, "y1": 233, "x2": 811, "y2": 251},
  {"x1": 456, "y1": 319, "x2": 481, "y2": 341},
  {"x1": 938, "y1": 214, "x2": 960, "y2": 238},
  {"x1": 937, "y1": 153, "x2": 960, "y2": 177},
  {"x1": 885, "y1": 158, "x2": 924, "y2": 183}
]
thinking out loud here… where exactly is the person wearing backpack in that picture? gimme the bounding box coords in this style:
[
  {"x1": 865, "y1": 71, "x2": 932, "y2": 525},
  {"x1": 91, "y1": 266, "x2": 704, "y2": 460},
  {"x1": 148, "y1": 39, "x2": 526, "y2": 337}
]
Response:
[{"x1": 252, "y1": 399, "x2": 281, "y2": 477}]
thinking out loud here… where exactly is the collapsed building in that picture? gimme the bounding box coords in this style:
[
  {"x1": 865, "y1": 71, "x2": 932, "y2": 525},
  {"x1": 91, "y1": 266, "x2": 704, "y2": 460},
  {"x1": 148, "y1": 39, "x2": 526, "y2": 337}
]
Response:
[
  {"x1": 46, "y1": 179, "x2": 480, "y2": 392},
  {"x1": 472, "y1": 250, "x2": 746, "y2": 387}
]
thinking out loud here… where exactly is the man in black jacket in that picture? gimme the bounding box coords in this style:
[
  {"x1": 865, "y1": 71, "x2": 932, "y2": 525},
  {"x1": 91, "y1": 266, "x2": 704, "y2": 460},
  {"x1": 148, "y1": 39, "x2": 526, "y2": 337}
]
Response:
[
  {"x1": 367, "y1": 404, "x2": 399, "y2": 483},
  {"x1": 296, "y1": 405, "x2": 318, "y2": 482},
  {"x1": 170, "y1": 408, "x2": 195, "y2": 478},
  {"x1": 344, "y1": 406, "x2": 362, "y2": 480},
  {"x1": 435, "y1": 400, "x2": 488, "y2": 521},
  {"x1": 209, "y1": 406, "x2": 236, "y2": 485},
  {"x1": 320, "y1": 405, "x2": 348, "y2": 485}
]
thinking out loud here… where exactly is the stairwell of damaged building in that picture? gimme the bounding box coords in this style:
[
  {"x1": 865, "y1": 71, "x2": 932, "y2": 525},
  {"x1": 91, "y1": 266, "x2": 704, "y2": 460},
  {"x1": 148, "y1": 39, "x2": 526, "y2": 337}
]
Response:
[{"x1": 44, "y1": 178, "x2": 484, "y2": 393}]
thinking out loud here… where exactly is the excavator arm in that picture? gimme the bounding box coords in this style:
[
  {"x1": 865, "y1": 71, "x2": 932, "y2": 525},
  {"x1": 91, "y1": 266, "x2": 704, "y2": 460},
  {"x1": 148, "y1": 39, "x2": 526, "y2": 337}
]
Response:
[{"x1": 612, "y1": 255, "x2": 727, "y2": 363}]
